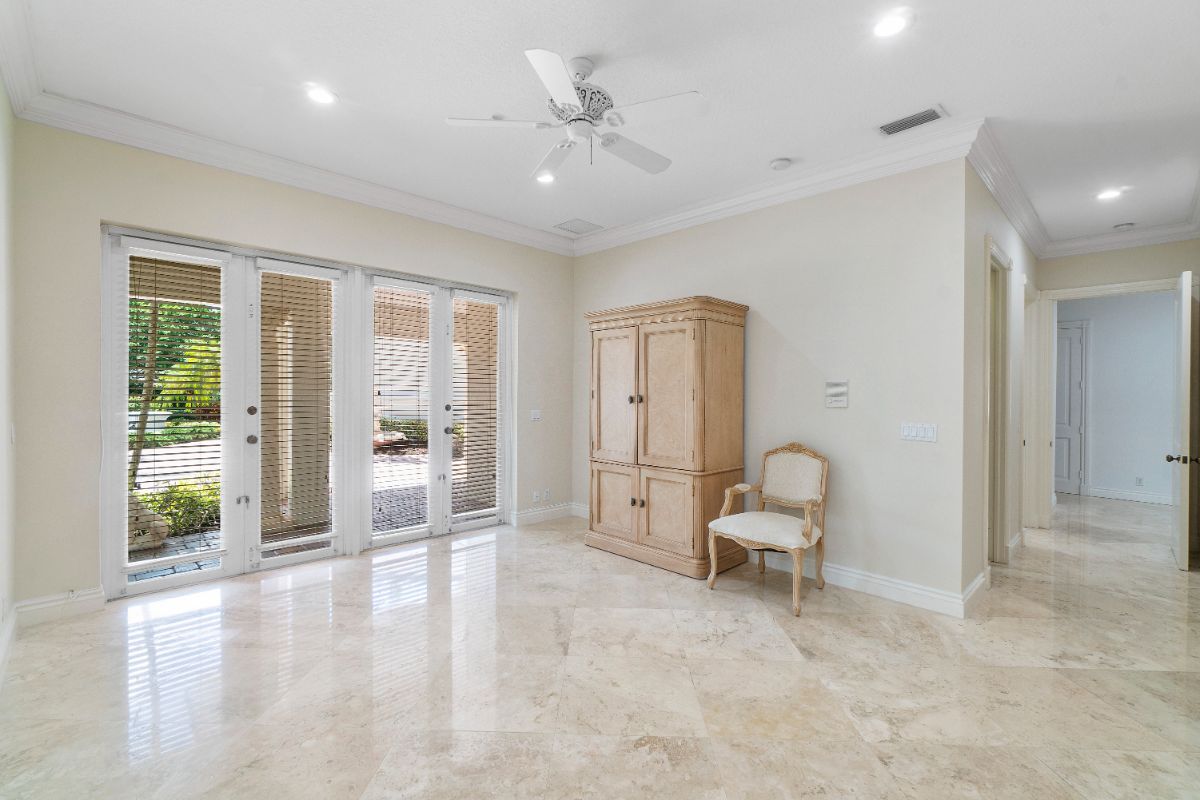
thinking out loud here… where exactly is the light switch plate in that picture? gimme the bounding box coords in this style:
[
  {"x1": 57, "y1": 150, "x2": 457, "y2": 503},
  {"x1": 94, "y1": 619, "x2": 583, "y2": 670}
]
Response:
[
  {"x1": 901, "y1": 422, "x2": 938, "y2": 442},
  {"x1": 530, "y1": 409, "x2": 543, "y2": 421}
]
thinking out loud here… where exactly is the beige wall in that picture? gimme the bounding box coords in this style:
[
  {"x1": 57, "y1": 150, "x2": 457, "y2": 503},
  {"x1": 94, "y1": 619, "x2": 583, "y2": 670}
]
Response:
[
  {"x1": 573, "y1": 160, "x2": 971, "y2": 594},
  {"x1": 0, "y1": 83, "x2": 14, "y2": 640},
  {"x1": 963, "y1": 163, "x2": 1039, "y2": 590},
  {"x1": 12, "y1": 121, "x2": 574, "y2": 603},
  {"x1": 1038, "y1": 238, "x2": 1200, "y2": 290}
]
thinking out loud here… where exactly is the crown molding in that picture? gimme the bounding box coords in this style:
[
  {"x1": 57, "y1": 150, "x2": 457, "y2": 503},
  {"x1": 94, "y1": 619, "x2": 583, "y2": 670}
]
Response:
[
  {"x1": 967, "y1": 123, "x2": 1051, "y2": 256},
  {"x1": 572, "y1": 117, "x2": 986, "y2": 256},
  {"x1": 17, "y1": 91, "x2": 576, "y2": 256},
  {"x1": 0, "y1": 0, "x2": 38, "y2": 112}
]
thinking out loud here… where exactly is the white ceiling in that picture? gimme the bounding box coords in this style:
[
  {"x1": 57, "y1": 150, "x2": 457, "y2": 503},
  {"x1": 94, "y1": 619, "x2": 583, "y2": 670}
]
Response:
[{"x1": 7, "y1": 0, "x2": 1200, "y2": 254}]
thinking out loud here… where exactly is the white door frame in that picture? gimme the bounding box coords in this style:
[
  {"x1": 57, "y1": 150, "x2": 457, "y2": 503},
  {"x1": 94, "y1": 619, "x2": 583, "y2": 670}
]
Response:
[
  {"x1": 101, "y1": 235, "x2": 247, "y2": 598},
  {"x1": 983, "y1": 235, "x2": 1013, "y2": 566},
  {"x1": 1031, "y1": 278, "x2": 1180, "y2": 528}
]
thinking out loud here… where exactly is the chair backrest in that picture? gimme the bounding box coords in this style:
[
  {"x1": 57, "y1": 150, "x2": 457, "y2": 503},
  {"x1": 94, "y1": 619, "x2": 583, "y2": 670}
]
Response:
[{"x1": 760, "y1": 443, "x2": 827, "y2": 508}]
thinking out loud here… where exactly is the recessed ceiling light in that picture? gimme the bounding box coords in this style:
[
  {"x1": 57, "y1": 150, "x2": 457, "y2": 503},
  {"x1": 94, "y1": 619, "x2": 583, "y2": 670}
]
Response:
[
  {"x1": 873, "y1": 8, "x2": 914, "y2": 37},
  {"x1": 305, "y1": 84, "x2": 337, "y2": 105},
  {"x1": 1096, "y1": 188, "x2": 1123, "y2": 201},
  {"x1": 535, "y1": 173, "x2": 555, "y2": 184},
  {"x1": 769, "y1": 158, "x2": 793, "y2": 171}
]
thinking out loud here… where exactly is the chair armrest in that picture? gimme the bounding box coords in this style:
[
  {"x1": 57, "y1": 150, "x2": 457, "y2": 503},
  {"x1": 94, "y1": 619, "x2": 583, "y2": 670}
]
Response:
[{"x1": 719, "y1": 483, "x2": 762, "y2": 517}]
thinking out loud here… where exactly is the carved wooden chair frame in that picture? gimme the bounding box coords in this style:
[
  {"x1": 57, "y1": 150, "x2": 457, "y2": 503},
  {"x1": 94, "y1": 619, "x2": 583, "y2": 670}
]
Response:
[{"x1": 707, "y1": 442, "x2": 829, "y2": 615}]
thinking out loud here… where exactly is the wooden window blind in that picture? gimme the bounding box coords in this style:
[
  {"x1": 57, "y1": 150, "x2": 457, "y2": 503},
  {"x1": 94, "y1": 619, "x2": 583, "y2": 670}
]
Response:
[
  {"x1": 259, "y1": 272, "x2": 334, "y2": 556},
  {"x1": 450, "y1": 297, "x2": 501, "y2": 520},
  {"x1": 372, "y1": 286, "x2": 432, "y2": 534},
  {"x1": 126, "y1": 257, "x2": 223, "y2": 579}
]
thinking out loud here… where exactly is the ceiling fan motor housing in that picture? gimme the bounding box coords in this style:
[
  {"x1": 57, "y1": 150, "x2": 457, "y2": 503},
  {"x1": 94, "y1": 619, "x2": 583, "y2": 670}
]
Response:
[{"x1": 548, "y1": 81, "x2": 613, "y2": 126}]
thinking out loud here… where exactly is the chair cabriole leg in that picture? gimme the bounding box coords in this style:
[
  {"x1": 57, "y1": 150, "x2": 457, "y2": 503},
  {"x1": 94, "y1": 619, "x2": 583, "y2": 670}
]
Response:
[
  {"x1": 707, "y1": 528, "x2": 718, "y2": 589},
  {"x1": 792, "y1": 549, "x2": 805, "y2": 615},
  {"x1": 815, "y1": 537, "x2": 825, "y2": 589},
  {"x1": 757, "y1": 550, "x2": 765, "y2": 573}
]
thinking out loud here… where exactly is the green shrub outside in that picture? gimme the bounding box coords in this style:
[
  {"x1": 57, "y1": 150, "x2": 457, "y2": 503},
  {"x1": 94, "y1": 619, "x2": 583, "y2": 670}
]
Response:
[{"x1": 141, "y1": 475, "x2": 220, "y2": 536}]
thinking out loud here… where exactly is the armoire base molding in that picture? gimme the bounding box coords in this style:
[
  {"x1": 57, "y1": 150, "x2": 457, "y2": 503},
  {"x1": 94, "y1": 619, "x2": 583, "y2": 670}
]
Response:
[{"x1": 584, "y1": 529, "x2": 748, "y2": 579}]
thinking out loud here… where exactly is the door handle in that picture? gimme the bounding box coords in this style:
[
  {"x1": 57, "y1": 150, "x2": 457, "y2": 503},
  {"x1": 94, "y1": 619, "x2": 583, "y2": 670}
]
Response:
[
  {"x1": 1166, "y1": 454, "x2": 1188, "y2": 463},
  {"x1": 246, "y1": 435, "x2": 258, "y2": 444}
]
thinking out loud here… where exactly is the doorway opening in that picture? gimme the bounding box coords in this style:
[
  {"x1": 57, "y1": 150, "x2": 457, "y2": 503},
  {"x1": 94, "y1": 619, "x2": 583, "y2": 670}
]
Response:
[
  {"x1": 985, "y1": 239, "x2": 1013, "y2": 567},
  {"x1": 1038, "y1": 274, "x2": 1197, "y2": 571}
]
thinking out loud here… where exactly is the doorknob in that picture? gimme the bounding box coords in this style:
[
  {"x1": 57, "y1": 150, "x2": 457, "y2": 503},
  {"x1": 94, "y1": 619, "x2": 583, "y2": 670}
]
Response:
[
  {"x1": 444, "y1": 426, "x2": 454, "y2": 435},
  {"x1": 1166, "y1": 454, "x2": 1189, "y2": 463},
  {"x1": 246, "y1": 435, "x2": 258, "y2": 444}
]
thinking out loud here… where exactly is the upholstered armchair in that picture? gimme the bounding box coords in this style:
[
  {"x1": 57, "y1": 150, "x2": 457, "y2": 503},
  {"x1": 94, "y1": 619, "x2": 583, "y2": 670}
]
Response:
[{"x1": 707, "y1": 443, "x2": 828, "y2": 615}]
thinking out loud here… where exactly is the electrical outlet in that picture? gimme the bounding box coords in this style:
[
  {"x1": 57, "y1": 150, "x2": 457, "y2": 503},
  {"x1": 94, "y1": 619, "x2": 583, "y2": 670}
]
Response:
[
  {"x1": 532, "y1": 490, "x2": 541, "y2": 503},
  {"x1": 1135, "y1": 477, "x2": 1144, "y2": 487},
  {"x1": 544, "y1": 488, "x2": 551, "y2": 502}
]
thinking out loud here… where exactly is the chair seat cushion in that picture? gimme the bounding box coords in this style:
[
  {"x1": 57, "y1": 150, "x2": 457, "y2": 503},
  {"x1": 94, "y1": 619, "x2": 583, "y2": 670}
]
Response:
[{"x1": 709, "y1": 511, "x2": 821, "y2": 550}]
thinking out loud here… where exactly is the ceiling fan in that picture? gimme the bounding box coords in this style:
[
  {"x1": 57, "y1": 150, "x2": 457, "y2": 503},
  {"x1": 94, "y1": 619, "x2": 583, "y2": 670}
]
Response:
[{"x1": 446, "y1": 49, "x2": 707, "y2": 182}]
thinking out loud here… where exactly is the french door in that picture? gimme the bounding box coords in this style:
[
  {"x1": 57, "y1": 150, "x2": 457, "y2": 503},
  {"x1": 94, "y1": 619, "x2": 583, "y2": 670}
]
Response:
[
  {"x1": 105, "y1": 231, "x2": 507, "y2": 597},
  {"x1": 369, "y1": 278, "x2": 505, "y2": 546}
]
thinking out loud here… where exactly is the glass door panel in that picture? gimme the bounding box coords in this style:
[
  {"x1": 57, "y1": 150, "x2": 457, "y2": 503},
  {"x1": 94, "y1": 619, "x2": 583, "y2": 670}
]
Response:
[
  {"x1": 371, "y1": 283, "x2": 433, "y2": 539},
  {"x1": 448, "y1": 293, "x2": 502, "y2": 528},
  {"x1": 255, "y1": 267, "x2": 337, "y2": 563},
  {"x1": 125, "y1": 256, "x2": 227, "y2": 583}
]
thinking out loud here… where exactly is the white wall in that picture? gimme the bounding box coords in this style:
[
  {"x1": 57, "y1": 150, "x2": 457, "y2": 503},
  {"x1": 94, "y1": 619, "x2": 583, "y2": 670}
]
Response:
[
  {"x1": 11, "y1": 121, "x2": 574, "y2": 605},
  {"x1": 573, "y1": 160, "x2": 971, "y2": 597},
  {"x1": 0, "y1": 79, "x2": 16, "y2": 661},
  {"x1": 1058, "y1": 292, "x2": 1175, "y2": 503}
]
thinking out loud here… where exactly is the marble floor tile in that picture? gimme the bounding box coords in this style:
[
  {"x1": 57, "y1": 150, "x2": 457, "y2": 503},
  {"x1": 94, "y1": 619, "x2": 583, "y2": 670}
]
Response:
[
  {"x1": 556, "y1": 655, "x2": 706, "y2": 736},
  {"x1": 688, "y1": 657, "x2": 858, "y2": 741},
  {"x1": 1034, "y1": 747, "x2": 1200, "y2": 800},
  {"x1": 3, "y1": 495, "x2": 1197, "y2": 797}
]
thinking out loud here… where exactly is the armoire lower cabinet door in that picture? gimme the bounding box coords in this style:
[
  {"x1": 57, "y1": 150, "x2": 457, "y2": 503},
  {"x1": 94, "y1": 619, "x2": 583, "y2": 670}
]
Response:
[
  {"x1": 638, "y1": 467, "x2": 696, "y2": 557},
  {"x1": 591, "y1": 462, "x2": 638, "y2": 541}
]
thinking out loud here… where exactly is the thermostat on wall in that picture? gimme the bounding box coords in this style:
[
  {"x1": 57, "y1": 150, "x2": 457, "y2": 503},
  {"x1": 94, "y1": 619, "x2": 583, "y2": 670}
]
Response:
[{"x1": 825, "y1": 381, "x2": 849, "y2": 408}]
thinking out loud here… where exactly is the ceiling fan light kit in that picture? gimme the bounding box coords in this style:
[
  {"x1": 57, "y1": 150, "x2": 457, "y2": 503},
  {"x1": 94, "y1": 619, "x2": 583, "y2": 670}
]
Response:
[{"x1": 446, "y1": 48, "x2": 707, "y2": 182}]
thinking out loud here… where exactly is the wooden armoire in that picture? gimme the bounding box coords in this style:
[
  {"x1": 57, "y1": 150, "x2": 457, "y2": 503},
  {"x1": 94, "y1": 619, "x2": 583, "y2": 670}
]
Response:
[{"x1": 585, "y1": 296, "x2": 749, "y2": 578}]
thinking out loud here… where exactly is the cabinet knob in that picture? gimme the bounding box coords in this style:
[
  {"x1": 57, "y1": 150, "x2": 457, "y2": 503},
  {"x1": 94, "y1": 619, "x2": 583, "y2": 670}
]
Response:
[
  {"x1": 630, "y1": 497, "x2": 636, "y2": 506},
  {"x1": 628, "y1": 395, "x2": 635, "y2": 404},
  {"x1": 639, "y1": 499, "x2": 645, "y2": 507},
  {"x1": 637, "y1": 394, "x2": 644, "y2": 403}
]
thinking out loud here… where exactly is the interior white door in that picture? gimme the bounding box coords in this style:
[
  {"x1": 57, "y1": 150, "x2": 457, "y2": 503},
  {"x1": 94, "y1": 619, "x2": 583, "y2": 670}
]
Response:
[
  {"x1": 1054, "y1": 322, "x2": 1085, "y2": 494},
  {"x1": 1169, "y1": 271, "x2": 1193, "y2": 570}
]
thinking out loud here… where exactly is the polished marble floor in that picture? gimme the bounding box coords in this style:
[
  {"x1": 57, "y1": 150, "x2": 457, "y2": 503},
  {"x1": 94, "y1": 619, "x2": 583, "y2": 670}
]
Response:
[{"x1": 1, "y1": 494, "x2": 1197, "y2": 798}]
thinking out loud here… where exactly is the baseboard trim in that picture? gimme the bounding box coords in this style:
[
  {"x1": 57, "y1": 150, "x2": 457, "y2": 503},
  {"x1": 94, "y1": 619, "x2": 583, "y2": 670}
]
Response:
[
  {"x1": 762, "y1": 551, "x2": 975, "y2": 618},
  {"x1": 512, "y1": 503, "x2": 574, "y2": 527},
  {"x1": 0, "y1": 611, "x2": 16, "y2": 684},
  {"x1": 1084, "y1": 487, "x2": 1170, "y2": 505},
  {"x1": 569, "y1": 502, "x2": 589, "y2": 519},
  {"x1": 1007, "y1": 527, "x2": 1026, "y2": 561},
  {"x1": 14, "y1": 586, "x2": 106, "y2": 628},
  {"x1": 961, "y1": 570, "x2": 989, "y2": 618}
]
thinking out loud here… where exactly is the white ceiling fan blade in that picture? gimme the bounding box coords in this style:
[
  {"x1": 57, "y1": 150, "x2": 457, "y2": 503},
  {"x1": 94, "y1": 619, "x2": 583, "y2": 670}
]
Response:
[
  {"x1": 524, "y1": 49, "x2": 580, "y2": 110},
  {"x1": 446, "y1": 117, "x2": 553, "y2": 129},
  {"x1": 597, "y1": 133, "x2": 671, "y2": 174},
  {"x1": 531, "y1": 139, "x2": 575, "y2": 182},
  {"x1": 604, "y1": 91, "x2": 708, "y2": 128}
]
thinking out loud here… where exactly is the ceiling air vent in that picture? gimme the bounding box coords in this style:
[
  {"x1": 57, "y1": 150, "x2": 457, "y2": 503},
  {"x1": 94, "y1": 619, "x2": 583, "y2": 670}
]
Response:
[
  {"x1": 879, "y1": 106, "x2": 946, "y2": 136},
  {"x1": 554, "y1": 218, "x2": 605, "y2": 236}
]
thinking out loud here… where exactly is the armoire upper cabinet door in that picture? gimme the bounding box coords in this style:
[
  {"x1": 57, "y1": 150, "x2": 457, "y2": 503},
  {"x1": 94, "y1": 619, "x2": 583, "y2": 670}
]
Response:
[
  {"x1": 591, "y1": 326, "x2": 638, "y2": 463},
  {"x1": 638, "y1": 320, "x2": 700, "y2": 470}
]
